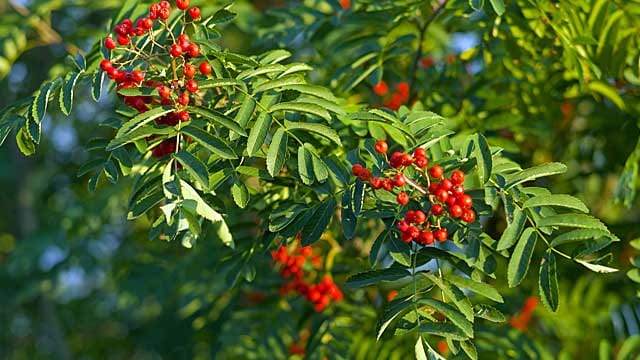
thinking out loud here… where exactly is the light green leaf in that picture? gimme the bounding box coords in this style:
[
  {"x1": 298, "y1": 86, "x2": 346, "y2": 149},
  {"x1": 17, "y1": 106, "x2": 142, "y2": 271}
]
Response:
[
  {"x1": 469, "y1": 0, "x2": 485, "y2": 11},
  {"x1": 416, "y1": 337, "x2": 428, "y2": 360},
  {"x1": 106, "y1": 125, "x2": 175, "y2": 151},
  {"x1": 507, "y1": 227, "x2": 538, "y2": 287},
  {"x1": 270, "y1": 101, "x2": 331, "y2": 121},
  {"x1": 253, "y1": 75, "x2": 305, "y2": 93},
  {"x1": 180, "y1": 179, "x2": 223, "y2": 223},
  {"x1": 246, "y1": 113, "x2": 271, "y2": 156},
  {"x1": 16, "y1": 126, "x2": 36, "y2": 156},
  {"x1": 447, "y1": 274, "x2": 503, "y2": 303},
  {"x1": 505, "y1": 162, "x2": 567, "y2": 189},
  {"x1": 523, "y1": 194, "x2": 589, "y2": 213},
  {"x1": 588, "y1": 81, "x2": 626, "y2": 110},
  {"x1": 535, "y1": 214, "x2": 608, "y2": 231},
  {"x1": 285, "y1": 120, "x2": 341, "y2": 145},
  {"x1": 173, "y1": 150, "x2": 210, "y2": 189},
  {"x1": 92, "y1": 71, "x2": 104, "y2": 101},
  {"x1": 236, "y1": 64, "x2": 286, "y2": 80},
  {"x1": 32, "y1": 79, "x2": 58, "y2": 124},
  {"x1": 460, "y1": 341, "x2": 478, "y2": 360},
  {"x1": 550, "y1": 228, "x2": 613, "y2": 247},
  {"x1": 473, "y1": 304, "x2": 506, "y2": 322},
  {"x1": 266, "y1": 127, "x2": 288, "y2": 177},
  {"x1": 497, "y1": 207, "x2": 526, "y2": 251},
  {"x1": 297, "y1": 144, "x2": 314, "y2": 185},
  {"x1": 488, "y1": 0, "x2": 505, "y2": 15},
  {"x1": 417, "y1": 298, "x2": 474, "y2": 338},
  {"x1": 231, "y1": 182, "x2": 249, "y2": 208},
  {"x1": 182, "y1": 125, "x2": 237, "y2": 159},
  {"x1": 575, "y1": 259, "x2": 618, "y2": 273}
]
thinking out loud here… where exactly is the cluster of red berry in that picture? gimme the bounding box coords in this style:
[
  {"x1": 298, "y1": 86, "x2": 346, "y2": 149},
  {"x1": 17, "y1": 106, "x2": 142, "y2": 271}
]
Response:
[
  {"x1": 99, "y1": 1, "x2": 212, "y2": 158},
  {"x1": 510, "y1": 296, "x2": 539, "y2": 331},
  {"x1": 351, "y1": 140, "x2": 477, "y2": 245},
  {"x1": 371, "y1": 81, "x2": 411, "y2": 110},
  {"x1": 272, "y1": 243, "x2": 343, "y2": 312}
]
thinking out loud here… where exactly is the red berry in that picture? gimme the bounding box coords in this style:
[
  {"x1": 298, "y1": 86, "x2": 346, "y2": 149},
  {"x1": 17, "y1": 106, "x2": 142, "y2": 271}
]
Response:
[
  {"x1": 185, "y1": 79, "x2": 199, "y2": 92},
  {"x1": 445, "y1": 196, "x2": 457, "y2": 208},
  {"x1": 159, "y1": 6, "x2": 170, "y2": 19},
  {"x1": 170, "y1": 44, "x2": 183, "y2": 57},
  {"x1": 461, "y1": 209, "x2": 476, "y2": 223},
  {"x1": 413, "y1": 210, "x2": 426, "y2": 225},
  {"x1": 178, "y1": 93, "x2": 190, "y2": 106},
  {"x1": 407, "y1": 226, "x2": 420, "y2": 239},
  {"x1": 429, "y1": 165, "x2": 444, "y2": 179},
  {"x1": 415, "y1": 156, "x2": 428, "y2": 168},
  {"x1": 178, "y1": 34, "x2": 191, "y2": 49},
  {"x1": 452, "y1": 185, "x2": 465, "y2": 197},
  {"x1": 176, "y1": 0, "x2": 189, "y2": 10},
  {"x1": 199, "y1": 61, "x2": 212, "y2": 75},
  {"x1": 372, "y1": 81, "x2": 388, "y2": 96},
  {"x1": 183, "y1": 64, "x2": 196, "y2": 78},
  {"x1": 117, "y1": 35, "x2": 129, "y2": 45},
  {"x1": 131, "y1": 70, "x2": 144, "y2": 83},
  {"x1": 339, "y1": 0, "x2": 351, "y2": 10},
  {"x1": 100, "y1": 59, "x2": 113, "y2": 72},
  {"x1": 389, "y1": 151, "x2": 404, "y2": 168},
  {"x1": 440, "y1": 179, "x2": 453, "y2": 191},
  {"x1": 160, "y1": 1, "x2": 171, "y2": 8},
  {"x1": 436, "y1": 189, "x2": 449, "y2": 203},
  {"x1": 382, "y1": 178, "x2": 394, "y2": 191},
  {"x1": 397, "y1": 82, "x2": 410, "y2": 99},
  {"x1": 157, "y1": 85, "x2": 171, "y2": 99},
  {"x1": 142, "y1": 17, "x2": 154, "y2": 29},
  {"x1": 428, "y1": 182, "x2": 440, "y2": 194},
  {"x1": 188, "y1": 44, "x2": 201, "y2": 58},
  {"x1": 414, "y1": 148, "x2": 426, "y2": 158},
  {"x1": 374, "y1": 140, "x2": 388, "y2": 154},
  {"x1": 402, "y1": 154, "x2": 414, "y2": 167},
  {"x1": 451, "y1": 170, "x2": 465, "y2": 185},
  {"x1": 431, "y1": 204, "x2": 443, "y2": 216},
  {"x1": 397, "y1": 192, "x2": 409, "y2": 206},
  {"x1": 393, "y1": 174, "x2": 405, "y2": 187},
  {"x1": 449, "y1": 204, "x2": 463, "y2": 218},
  {"x1": 188, "y1": 6, "x2": 201, "y2": 19},
  {"x1": 149, "y1": 4, "x2": 161, "y2": 19},
  {"x1": 418, "y1": 231, "x2": 434, "y2": 245},
  {"x1": 435, "y1": 228, "x2": 448, "y2": 242},
  {"x1": 105, "y1": 36, "x2": 117, "y2": 50},
  {"x1": 370, "y1": 177, "x2": 383, "y2": 189},
  {"x1": 458, "y1": 194, "x2": 473, "y2": 209},
  {"x1": 358, "y1": 169, "x2": 371, "y2": 182},
  {"x1": 396, "y1": 220, "x2": 409, "y2": 232},
  {"x1": 177, "y1": 110, "x2": 190, "y2": 122},
  {"x1": 351, "y1": 164, "x2": 364, "y2": 176}
]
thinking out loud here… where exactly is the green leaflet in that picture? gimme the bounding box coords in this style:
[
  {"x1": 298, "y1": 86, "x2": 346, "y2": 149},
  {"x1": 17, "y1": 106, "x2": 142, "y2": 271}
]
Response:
[
  {"x1": 345, "y1": 267, "x2": 408, "y2": 288},
  {"x1": 300, "y1": 196, "x2": 335, "y2": 246},
  {"x1": 507, "y1": 227, "x2": 538, "y2": 287},
  {"x1": 182, "y1": 125, "x2": 238, "y2": 159},
  {"x1": 266, "y1": 127, "x2": 288, "y2": 177},
  {"x1": 59, "y1": 71, "x2": 82, "y2": 116},
  {"x1": 173, "y1": 150, "x2": 210, "y2": 189},
  {"x1": 188, "y1": 106, "x2": 246, "y2": 136},
  {"x1": 246, "y1": 113, "x2": 271, "y2": 156},
  {"x1": 497, "y1": 207, "x2": 526, "y2": 251},
  {"x1": 523, "y1": 194, "x2": 589, "y2": 213},
  {"x1": 285, "y1": 120, "x2": 341, "y2": 145},
  {"x1": 270, "y1": 101, "x2": 331, "y2": 121},
  {"x1": 539, "y1": 251, "x2": 559, "y2": 311}
]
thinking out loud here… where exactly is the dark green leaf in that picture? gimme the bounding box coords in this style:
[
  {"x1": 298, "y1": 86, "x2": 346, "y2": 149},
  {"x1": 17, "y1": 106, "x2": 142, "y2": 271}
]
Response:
[
  {"x1": 473, "y1": 304, "x2": 506, "y2": 322},
  {"x1": 116, "y1": 106, "x2": 173, "y2": 138},
  {"x1": 488, "y1": 0, "x2": 505, "y2": 15},
  {"x1": 180, "y1": 179, "x2": 223, "y2": 223},
  {"x1": 497, "y1": 207, "x2": 526, "y2": 251},
  {"x1": 535, "y1": 214, "x2": 608, "y2": 231},
  {"x1": 505, "y1": 162, "x2": 567, "y2": 189},
  {"x1": 212, "y1": 8, "x2": 236, "y2": 24},
  {"x1": 539, "y1": 251, "x2": 559, "y2": 312},
  {"x1": 188, "y1": 106, "x2": 247, "y2": 136},
  {"x1": 342, "y1": 189, "x2": 357, "y2": 240},
  {"x1": 59, "y1": 72, "x2": 81, "y2": 115},
  {"x1": 297, "y1": 144, "x2": 314, "y2": 185},
  {"x1": 107, "y1": 125, "x2": 175, "y2": 151},
  {"x1": 417, "y1": 298, "x2": 474, "y2": 338},
  {"x1": 285, "y1": 120, "x2": 341, "y2": 145},
  {"x1": 550, "y1": 228, "x2": 614, "y2": 247},
  {"x1": 474, "y1": 133, "x2": 492, "y2": 184},
  {"x1": 173, "y1": 150, "x2": 210, "y2": 189},
  {"x1": 469, "y1": 0, "x2": 485, "y2": 11},
  {"x1": 270, "y1": 101, "x2": 331, "y2": 121},
  {"x1": 507, "y1": 227, "x2": 538, "y2": 287},
  {"x1": 32, "y1": 79, "x2": 58, "y2": 124},
  {"x1": 301, "y1": 197, "x2": 335, "y2": 245},
  {"x1": 345, "y1": 267, "x2": 408, "y2": 288},
  {"x1": 92, "y1": 71, "x2": 104, "y2": 101},
  {"x1": 447, "y1": 274, "x2": 503, "y2": 303},
  {"x1": 182, "y1": 125, "x2": 238, "y2": 159}
]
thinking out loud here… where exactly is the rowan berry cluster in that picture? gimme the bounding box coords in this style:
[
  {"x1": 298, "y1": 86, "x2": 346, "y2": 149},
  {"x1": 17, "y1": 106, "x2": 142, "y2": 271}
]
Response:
[
  {"x1": 99, "y1": 0, "x2": 211, "y2": 158},
  {"x1": 272, "y1": 243, "x2": 343, "y2": 312},
  {"x1": 351, "y1": 140, "x2": 477, "y2": 245},
  {"x1": 371, "y1": 81, "x2": 410, "y2": 110}
]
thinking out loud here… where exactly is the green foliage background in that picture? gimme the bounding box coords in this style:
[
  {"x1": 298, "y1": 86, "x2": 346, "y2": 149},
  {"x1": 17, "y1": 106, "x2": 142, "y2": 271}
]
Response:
[{"x1": 0, "y1": 0, "x2": 639, "y2": 359}]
